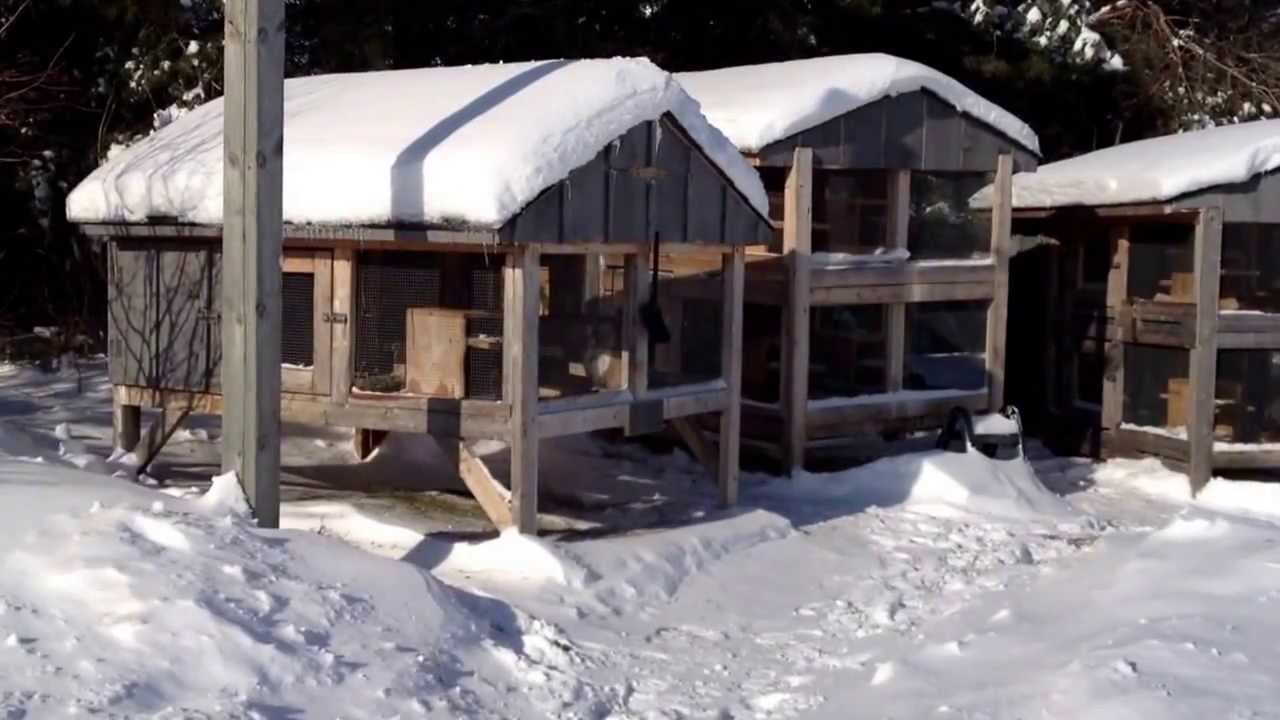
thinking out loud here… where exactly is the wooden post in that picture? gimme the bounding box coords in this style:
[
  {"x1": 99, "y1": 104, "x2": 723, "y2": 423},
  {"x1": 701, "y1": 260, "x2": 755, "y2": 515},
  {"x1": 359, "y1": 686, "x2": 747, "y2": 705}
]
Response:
[
  {"x1": 222, "y1": 0, "x2": 284, "y2": 528},
  {"x1": 781, "y1": 147, "x2": 813, "y2": 473},
  {"x1": 623, "y1": 251, "x2": 650, "y2": 396},
  {"x1": 719, "y1": 246, "x2": 746, "y2": 506},
  {"x1": 886, "y1": 170, "x2": 911, "y2": 393},
  {"x1": 1101, "y1": 225, "x2": 1131, "y2": 432},
  {"x1": 985, "y1": 153, "x2": 1014, "y2": 411},
  {"x1": 330, "y1": 248, "x2": 354, "y2": 405},
  {"x1": 505, "y1": 246, "x2": 541, "y2": 534},
  {"x1": 112, "y1": 394, "x2": 142, "y2": 452},
  {"x1": 1188, "y1": 207, "x2": 1223, "y2": 494}
]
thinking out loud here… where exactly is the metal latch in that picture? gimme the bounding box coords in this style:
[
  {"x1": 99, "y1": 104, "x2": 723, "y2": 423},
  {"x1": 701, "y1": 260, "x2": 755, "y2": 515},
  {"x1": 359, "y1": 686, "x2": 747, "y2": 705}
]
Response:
[{"x1": 322, "y1": 312, "x2": 348, "y2": 325}]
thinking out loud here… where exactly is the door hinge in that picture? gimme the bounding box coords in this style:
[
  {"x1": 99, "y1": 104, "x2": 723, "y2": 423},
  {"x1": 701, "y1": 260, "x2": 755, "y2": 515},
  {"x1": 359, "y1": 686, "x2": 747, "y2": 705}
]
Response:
[{"x1": 323, "y1": 312, "x2": 348, "y2": 325}]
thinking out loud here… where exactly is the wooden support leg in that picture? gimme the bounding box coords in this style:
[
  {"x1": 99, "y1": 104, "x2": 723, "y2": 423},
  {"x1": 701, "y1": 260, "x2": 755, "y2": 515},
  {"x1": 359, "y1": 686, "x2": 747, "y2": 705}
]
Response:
[
  {"x1": 1189, "y1": 207, "x2": 1223, "y2": 494},
  {"x1": 672, "y1": 417, "x2": 717, "y2": 477},
  {"x1": 986, "y1": 153, "x2": 1014, "y2": 411},
  {"x1": 505, "y1": 246, "x2": 541, "y2": 535},
  {"x1": 354, "y1": 428, "x2": 388, "y2": 461},
  {"x1": 443, "y1": 439, "x2": 514, "y2": 530},
  {"x1": 137, "y1": 407, "x2": 192, "y2": 476},
  {"x1": 113, "y1": 396, "x2": 142, "y2": 452},
  {"x1": 781, "y1": 147, "x2": 813, "y2": 474},
  {"x1": 1101, "y1": 226, "x2": 1131, "y2": 438},
  {"x1": 719, "y1": 247, "x2": 746, "y2": 506}
]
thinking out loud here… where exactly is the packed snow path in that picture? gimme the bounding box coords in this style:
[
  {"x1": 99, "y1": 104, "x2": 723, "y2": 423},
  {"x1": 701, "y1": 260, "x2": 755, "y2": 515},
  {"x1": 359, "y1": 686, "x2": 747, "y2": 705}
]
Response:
[{"x1": 2, "y1": 362, "x2": 1280, "y2": 718}]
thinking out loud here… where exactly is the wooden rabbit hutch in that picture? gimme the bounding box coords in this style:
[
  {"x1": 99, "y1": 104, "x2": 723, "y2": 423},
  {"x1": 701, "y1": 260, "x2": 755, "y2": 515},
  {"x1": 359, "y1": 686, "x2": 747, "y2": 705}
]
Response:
[
  {"x1": 67, "y1": 59, "x2": 772, "y2": 533},
  {"x1": 675, "y1": 54, "x2": 1041, "y2": 470},
  {"x1": 1003, "y1": 120, "x2": 1280, "y2": 491}
]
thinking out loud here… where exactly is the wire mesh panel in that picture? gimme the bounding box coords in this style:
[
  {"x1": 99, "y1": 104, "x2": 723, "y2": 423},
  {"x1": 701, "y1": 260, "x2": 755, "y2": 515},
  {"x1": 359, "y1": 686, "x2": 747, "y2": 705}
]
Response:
[
  {"x1": 1215, "y1": 350, "x2": 1280, "y2": 443},
  {"x1": 281, "y1": 272, "x2": 315, "y2": 368},
  {"x1": 1221, "y1": 224, "x2": 1280, "y2": 312},
  {"x1": 1122, "y1": 344, "x2": 1190, "y2": 430},
  {"x1": 648, "y1": 256, "x2": 723, "y2": 390},
  {"x1": 1127, "y1": 224, "x2": 1194, "y2": 302},
  {"x1": 905, "y1": 300, "x2": 988, "y2": 391},
  {"x1": 742, "y1": 303, "x2": 783, "y2": 403},
  {"x1": 810, "y1": 305, "x2": 888, "y2": 400},
  {"x1": 539, "y1": 255, "x2": 624, "y2": 397},
  {"x1": 354, "y1": 251, "x2": 504, "y2": 397},
  {"x1": 815, "y1": 170, "x2": 890, "y2": 254},
  {"x1": 908, "y1": 172, "x2": 993, "y2": 260}
]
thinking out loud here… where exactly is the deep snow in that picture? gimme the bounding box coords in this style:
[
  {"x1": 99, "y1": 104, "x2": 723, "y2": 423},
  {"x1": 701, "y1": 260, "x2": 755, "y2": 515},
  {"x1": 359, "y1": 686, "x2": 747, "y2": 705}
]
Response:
[
  {"x1": 3, "y1": 362, "x2": 1280, "y2": 718},
  {"x1": 677, "y1": 53, "x2": 1041, "y2": 155},
  {"x1": 973, "y1": 119, "x2": 1280, "y2": 209},
  {"x1": 67, "y1": 58, "x2": 768, "y2": 228}
]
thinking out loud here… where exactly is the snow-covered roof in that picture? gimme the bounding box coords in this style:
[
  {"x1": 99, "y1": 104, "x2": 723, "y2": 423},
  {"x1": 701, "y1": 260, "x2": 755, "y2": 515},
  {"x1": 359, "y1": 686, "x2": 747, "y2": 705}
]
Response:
[
  {"x1": 676, "y1": 53, "x2": 1041, "y2": 156},
  {"x1": 67, "y1": 58, "x2": 768, "y2": 229},
  {"x1": 996, "y1": 120, "x2": 1280, "y2": 210}
]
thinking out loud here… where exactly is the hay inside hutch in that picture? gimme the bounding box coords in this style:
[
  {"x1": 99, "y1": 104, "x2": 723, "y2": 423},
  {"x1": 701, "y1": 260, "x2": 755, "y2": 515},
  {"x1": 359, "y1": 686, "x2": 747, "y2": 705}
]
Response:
[
  {"x1": 68, "y1": 59, "x2": 772, "y2": 533},
  {"x1": 675, "y1": 55, "x2": 1041, "y2": 470},
  {"x1": 1002, "y1": 120, "x2": 1280, "y2": 492}
]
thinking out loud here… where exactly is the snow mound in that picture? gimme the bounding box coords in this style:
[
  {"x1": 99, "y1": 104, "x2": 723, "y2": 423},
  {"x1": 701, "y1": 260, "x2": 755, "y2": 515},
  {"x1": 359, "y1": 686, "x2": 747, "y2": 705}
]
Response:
[
  {"x1": 677, "y1": 53, "x2": 1040, "y2": 155},
  {"x1": 67, "y1": 58, "x2": 767, "y2": 228},
  {"x1": 1092, "y1": 457, "x2": 1280, "y2": 520},
  {"x1": 194, "y1": 469, "x2": 251, "y2": 517},
  {"x1": 973, "y1": 119, "x2": 1280, "y2": 209},
  {"x1": 436, "y1": 528, "x2": 595, "y2": 588},
  {"x1": 781, "y1": 449, "x2": 1072, "y2": 520},
  {"x1": 0, "y1": 457, "x2": 587, "y2": 717}
]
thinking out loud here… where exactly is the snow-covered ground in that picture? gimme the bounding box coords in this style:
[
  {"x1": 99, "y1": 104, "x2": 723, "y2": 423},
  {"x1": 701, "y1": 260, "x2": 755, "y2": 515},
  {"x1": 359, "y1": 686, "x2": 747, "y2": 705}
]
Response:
[{"x1": 3, "y1": 361, "x2": 1280, "y2": 718}]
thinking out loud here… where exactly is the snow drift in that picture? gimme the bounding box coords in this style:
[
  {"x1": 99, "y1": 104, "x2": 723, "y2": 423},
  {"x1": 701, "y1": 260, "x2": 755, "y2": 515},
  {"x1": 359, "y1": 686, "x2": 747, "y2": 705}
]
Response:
[{"x1": 67, "y1": 58, "x2": 768, "y2": 228}]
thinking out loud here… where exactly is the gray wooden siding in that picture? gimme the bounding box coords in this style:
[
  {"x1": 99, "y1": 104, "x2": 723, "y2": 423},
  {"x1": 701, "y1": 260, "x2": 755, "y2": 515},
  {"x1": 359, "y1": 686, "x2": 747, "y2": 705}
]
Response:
[
  {"x1": 1172, "y1": 169, "x2": 1280, "y2": 224},
  {"x1": 504, "y1": 113, "x2": 773, "y2": 246},
  {"x1": 109, "y1": 241, "x2": 220, "y2": 392},
  {"x1": 752, "y1": 89, "x2": 1040, "y2": 173}
]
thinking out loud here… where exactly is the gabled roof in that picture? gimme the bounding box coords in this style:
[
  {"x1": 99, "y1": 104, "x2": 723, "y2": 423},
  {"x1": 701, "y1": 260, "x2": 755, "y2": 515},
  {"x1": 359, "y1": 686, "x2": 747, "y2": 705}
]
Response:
[
  {"x1": 676, "y1": 53, "x2": 1040, "y2": 156},
  {"x1": 67, "y1": 58, "x2": 768, "y2": 229},
  {"x1": 994, "y1": 120, "x2": 1280, "y2": 209}
]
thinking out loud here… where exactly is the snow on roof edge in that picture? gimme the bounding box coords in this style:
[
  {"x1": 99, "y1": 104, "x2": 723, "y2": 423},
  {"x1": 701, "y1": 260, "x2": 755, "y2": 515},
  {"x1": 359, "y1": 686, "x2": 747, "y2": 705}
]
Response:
[
  {"x1": 66, "y1": 58, "x2": 770, "y2": 231},
  {"x1": 676, "y1": 53, "x2": 1041, "y2": 157},
  {"x1": 972, "y1": 120, "x2": 1280, "y2": 211}
]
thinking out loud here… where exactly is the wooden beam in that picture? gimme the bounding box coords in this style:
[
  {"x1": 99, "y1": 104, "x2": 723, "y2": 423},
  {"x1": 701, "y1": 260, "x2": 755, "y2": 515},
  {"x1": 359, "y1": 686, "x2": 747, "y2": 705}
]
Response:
[
  {"x1": 672, "y1": 418, "x2": 718, "y2": 478},
  {"x1": 311, "y1": 250, "x2": 334, "y2": 394},
  {"x1": 112, "y1": 392, "x2": 142, "y2": 452},
  {"x1": 136, "y1": 407, "x2": 193, "y2": 475},
  {"x1": 1101, "y1": 224, "x2": 1130, "y2": 431},
  {"x1": 445, "y1": 440, "x2": 514, "y2": 530},
  {"x1": 781, "y1": 147, "x2": 813, "y2": 473},
  {"x1": 222, "y1": 0, "x2": 284, "y2": 528},
  {"x1": 719, "y1": 246, "x2": 746, "y2": 505},
  {"x1": 886, "y1": 170, "x2": 911, "y2": 394},
  {"x1": 505, "y1": 246, "x2": 541, "y2": 534},
  {"x1": 806, "y1": 390, "x2": 989, "y2": 436},
  {"x1": 985, "y1": 153, "x2": 1014, "y2": 411},
  {"x1": 1188, "y1": 207, "x2": 1223, "y2": 494},
  {"x1": 330, "y1": 248, "x2": 354, "y2": 404},
  {"x1": 811, "y1": 281, "x2": 994, "y2": 306},
  {"x1": 624, "y1": 252, "x2": 650, "y2": 396}
]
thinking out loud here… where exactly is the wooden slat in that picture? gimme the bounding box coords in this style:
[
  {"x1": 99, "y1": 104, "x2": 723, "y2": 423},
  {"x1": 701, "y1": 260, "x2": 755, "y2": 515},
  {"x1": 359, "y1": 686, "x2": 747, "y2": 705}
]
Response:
[
  {"x1": 1101, "y1": 225, "x2": 1130, "y2": 431},
  {"x1": 1217, "y1": 332, "x2": 1280, "y2": 350},
  {"x1": 673, "y1": 418, "x2": 718, "y2": 477},
  {"x1": 446, "y1": 441, "x2": 514, "y2": 530},
  {"x1": 311, "y1": 251, "x2": 334, "y2": 395},
  {"x1": 886, "y1": 170, "x2": 910, "y2": 394},
  {"x1": 719, "y1": 247, "x2": 746, "y2": 506},
  {"x1": 330, "y1": 248, "x2": 354, "y2": 404},
  {"x1": 1188, "y1": 207, "x2": 1223, "y2": 494},
  {"x1": 505, "y1": 246, "x2": 541, "y2": 534},
  {"x1": 811, "y1": 281, "x2": 995, "y2": 306},
  {"x1": 806, "y1": 390, "x2": 989, "y2": 436},
  {"x1": 985, "y1": 153, "x2": 1014, "y2": 410},
  {"x1": 781, "y1": 147, "x2": 813, "y2": 473},
  {"x1": 809, "y1": 261, "x2": 995, "y2": 289},
  {"x1": 624, "y1": 252, "x2": 650, "y2": 396}
]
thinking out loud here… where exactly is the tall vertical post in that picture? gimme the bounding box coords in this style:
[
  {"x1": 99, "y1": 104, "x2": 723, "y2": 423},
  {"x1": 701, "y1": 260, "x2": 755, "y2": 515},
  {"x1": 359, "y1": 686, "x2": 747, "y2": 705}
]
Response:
[
  {"x1": 885, "y1": 170, "x2": 911, "y2": 394},
  {"x1": 719, "y1": 246, "x2": 746, "y2": 506},
  {"x1": 223, "y1": 0, "x2": 284, "y2": 527},
  {"x1": 1189, "y1": 207, "x2": 1223, "y2": 494},
  {"x1": 781, "y1": 147, "x2": 813, "y2": 473},
  {"x1": 1101, "y1": 225, "x2": 1131, "y2": 433},
  {"x1": 985, "y1": 153, "x2": 1014, "y2": 411},
  {"x1": 505, "y1": 246, "x2": 541, "y2": 534}
]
